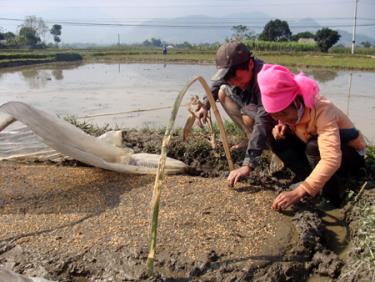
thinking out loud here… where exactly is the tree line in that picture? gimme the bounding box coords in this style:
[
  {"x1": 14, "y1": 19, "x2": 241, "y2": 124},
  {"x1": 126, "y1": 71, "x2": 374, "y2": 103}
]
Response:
[
  {"x1": 139, "y1": 19, "x2": 350, "y2": 53},
  {"x1": 230, "y1": 19, "x2": 343, "y2": 52},
  {"x1": 0, "y1": 16, "x2": 62, "y2": 49}
]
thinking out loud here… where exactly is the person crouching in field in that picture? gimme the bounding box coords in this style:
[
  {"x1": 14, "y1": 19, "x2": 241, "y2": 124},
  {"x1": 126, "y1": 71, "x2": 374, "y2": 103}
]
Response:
[{"x1": 257, "y1": 64, "x2": 366, "y2": 210}]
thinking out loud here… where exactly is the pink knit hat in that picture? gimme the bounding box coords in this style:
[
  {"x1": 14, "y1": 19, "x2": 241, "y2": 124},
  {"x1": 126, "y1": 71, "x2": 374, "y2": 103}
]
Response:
[{"x1": 258, "y1": 64, "x2": 320, "y2": 113}]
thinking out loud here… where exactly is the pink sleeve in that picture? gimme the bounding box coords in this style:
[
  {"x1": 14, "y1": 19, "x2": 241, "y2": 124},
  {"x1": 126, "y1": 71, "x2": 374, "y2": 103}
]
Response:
[{"x1": 300, "y1": 107, "x2": 342, "y2": 196}]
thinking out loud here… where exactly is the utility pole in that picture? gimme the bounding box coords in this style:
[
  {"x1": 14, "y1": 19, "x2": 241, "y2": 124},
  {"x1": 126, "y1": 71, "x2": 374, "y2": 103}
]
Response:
[
  {"x1": 351, "y1": 0, "x2": 359, "y2": 54},
  {"x1": 117, "y1": 33, "x2": 120, "y2": 46}
]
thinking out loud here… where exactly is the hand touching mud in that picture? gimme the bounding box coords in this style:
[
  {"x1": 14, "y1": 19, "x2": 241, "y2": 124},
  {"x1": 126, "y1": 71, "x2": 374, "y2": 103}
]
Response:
[
  {"x1": 272, "y1": 185, "x2": 307, "y2": 211},
  {"x1": 227, "y1": 165, "x2": 252, "y2": 187}
]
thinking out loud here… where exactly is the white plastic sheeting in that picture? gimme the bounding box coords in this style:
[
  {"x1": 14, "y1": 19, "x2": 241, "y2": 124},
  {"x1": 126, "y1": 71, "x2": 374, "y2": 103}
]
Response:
[{"x1": 0, "y1": 102, "x2": 187, "y2": 174}]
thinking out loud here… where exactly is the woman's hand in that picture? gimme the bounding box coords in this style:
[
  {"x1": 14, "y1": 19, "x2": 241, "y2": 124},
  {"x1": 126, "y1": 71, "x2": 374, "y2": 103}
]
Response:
[
  {"x1": 227, "y1": 166, "x2": 252, "y2": 187},
  {"x1": 272, "y1": 185, "x2": 307, "y2": 211},
  {"x1": 272, "y1": 124, "x2": 287, "y2": 140}
]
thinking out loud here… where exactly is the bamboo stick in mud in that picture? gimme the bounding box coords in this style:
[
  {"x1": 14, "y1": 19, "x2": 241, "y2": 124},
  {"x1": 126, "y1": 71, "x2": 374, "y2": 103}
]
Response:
[
  {"x1": 196, "y1": 76, "x2": 234, "y2": 170},
  {"x1": 146, "y1": 76, "x2": 233, "y2": 275}
]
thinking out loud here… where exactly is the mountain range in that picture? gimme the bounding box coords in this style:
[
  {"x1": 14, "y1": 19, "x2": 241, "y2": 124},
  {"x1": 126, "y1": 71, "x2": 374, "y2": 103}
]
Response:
[{"x1": 121, "y1": 13, "x2": 375, "y2": 46}]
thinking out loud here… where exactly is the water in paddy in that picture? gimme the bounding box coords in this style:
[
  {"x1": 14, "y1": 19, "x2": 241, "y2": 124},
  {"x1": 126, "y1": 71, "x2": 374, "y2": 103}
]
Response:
[{"x1": 0, "y1": 63, "x2": 374, "y2": 157}]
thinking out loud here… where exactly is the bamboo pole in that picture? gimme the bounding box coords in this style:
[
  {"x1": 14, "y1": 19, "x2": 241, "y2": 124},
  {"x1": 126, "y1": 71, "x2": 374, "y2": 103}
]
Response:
[
  {"x1": 196, "y1": 76, "x2": 234, "y2": 170},
  {"x1": 146, "y1": 76, "x2": 233, "y2": 275},
  {"x1": 345, "y1": 181, "x2": 368, "y2": 217}
]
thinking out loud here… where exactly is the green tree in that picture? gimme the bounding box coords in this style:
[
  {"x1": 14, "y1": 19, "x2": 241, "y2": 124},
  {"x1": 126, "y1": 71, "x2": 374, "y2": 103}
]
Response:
[
  {"x1": 150, "y1": 38, "x2": 162, "y2": 47},
  {"x1": 315, "y1": 27, "x2": 341, "y2": 52},
  {"x1": 21, "y1": 16, "x2": 48, "y2": 40},
  {"x1": 0, "y1": 32, "x2": 16, "y2": 47},
  {"x1": 142, "y1": 38, "x2": 163, "y2": 47},
  {"x1": 3, "y1": 32, "x2": 16, "y2": 41},
  {"x1": 259, "y1": 19, "x2": 291, "y2": 41},
  {"x1": 231, "y1": 25, "x2": 256, "y2": 41},
  {"x1": 53, "y1": 36, "x2": 61, "y2": 44},
  {"x1": 176, "y1": 41, "x2": 192, "y2": 48},
  {"x1": 361, "y1": 41, "x2": 371, "y2": 48},
  {"x1": 142, "y1": 39, "x2": 152, "y2": 46},
  {"x1": 18, "y1": 26, "x2": 41, "y2": 47},
  {"x1": 0, "y1": 33, "x2": 4, "y2": 48},
  {"x1": 50, "y1": 24, "x2": 62, "y2": 45},
  {"x1": 291, "y1": 31, "x2": 315, "y2": 41}
]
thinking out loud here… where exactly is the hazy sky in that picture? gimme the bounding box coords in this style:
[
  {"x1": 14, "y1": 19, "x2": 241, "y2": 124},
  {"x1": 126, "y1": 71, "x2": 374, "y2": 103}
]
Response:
[{"x1": 1, "y1": 0, "x2": 374, "y2": 43}]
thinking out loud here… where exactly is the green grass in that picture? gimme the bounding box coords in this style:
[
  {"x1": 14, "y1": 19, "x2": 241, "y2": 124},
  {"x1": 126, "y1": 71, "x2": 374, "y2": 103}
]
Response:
[
  {"x1": 82, "y1": 48, "x2": 375, "y2": 70},
  {"x1": 0, "y1": 57, "x2": 55, "y2": 68},
  {"x1": 63, "y1": 115, "x2": 113, "y2": 137},
  {"x1": 347, "y1": 147, "x2": 375, "y2": 281},
  {"x1": 0, "y1": 51, "x2": 82, "y2": 67},
  {"x1": 330, "y1": 46, "x2": 375, "y2": 56},
  {"x1": 244, "y1": 39, "x2": 318, "y2": 52},
  {"x1": 357, "y1": 203, "x2": 375, "y2": 280},
  {"x1": 0, "y1": 53, "x2": 53, "y2": 60},
  {"x1": 262, "y1": 53, "x2": 375, "y2": 70},
  {"x1": 1, "y1": 47, "x2": 375, "y2": 70}
]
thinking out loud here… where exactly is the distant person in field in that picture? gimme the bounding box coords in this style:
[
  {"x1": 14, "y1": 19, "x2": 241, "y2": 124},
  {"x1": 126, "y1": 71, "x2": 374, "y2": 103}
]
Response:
[
  {"x1": 196, "y1": 41, "x2": 276, "y2": 188},
  {"x1": 257, "y1": 64, "x2": 366, "y2": 210},
  {"x1": 162, "y1": 45, "x2": 167, "y2": 55}
]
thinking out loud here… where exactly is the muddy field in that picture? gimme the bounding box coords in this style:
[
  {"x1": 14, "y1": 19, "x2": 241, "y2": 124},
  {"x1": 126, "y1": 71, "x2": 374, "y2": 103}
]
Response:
[{"x1": 0, "y1": 129, "x2": 374, "y2": 281}]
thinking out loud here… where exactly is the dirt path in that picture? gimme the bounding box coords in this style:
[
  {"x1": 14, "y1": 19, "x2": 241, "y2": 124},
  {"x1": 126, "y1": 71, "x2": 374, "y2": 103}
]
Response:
[{"x1": 0, "y1": 162, "x2": 298, "y2": 281}]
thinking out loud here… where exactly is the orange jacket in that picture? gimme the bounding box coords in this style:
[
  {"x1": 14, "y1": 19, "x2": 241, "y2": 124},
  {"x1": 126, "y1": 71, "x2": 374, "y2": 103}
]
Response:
[{"x1": 291, "y1": 96, "x2": 366, "y2": 196}]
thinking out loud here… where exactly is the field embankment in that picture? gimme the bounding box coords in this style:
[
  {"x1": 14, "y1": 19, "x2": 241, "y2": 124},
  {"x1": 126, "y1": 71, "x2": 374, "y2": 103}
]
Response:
[
  {"x1": 0, "y1": 52, "x2": 82, "y2": 68},
  {"x1": 1, "y1": 47, "x2": 375, "y2": 70}
]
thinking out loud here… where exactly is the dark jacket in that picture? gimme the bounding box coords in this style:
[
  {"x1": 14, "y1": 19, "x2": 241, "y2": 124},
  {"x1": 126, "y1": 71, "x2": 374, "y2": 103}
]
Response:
[{"x1": 208, "y1": 58, "x2": 275, "y2": 168}]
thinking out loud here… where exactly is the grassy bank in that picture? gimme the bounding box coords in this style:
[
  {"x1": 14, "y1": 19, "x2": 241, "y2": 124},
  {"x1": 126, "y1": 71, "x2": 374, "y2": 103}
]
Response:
[
  {"x1": 0, "y1": 51, "x2": 82, "y2": 68},
  {"x1": 340, "y1": 146, "x2": 375, "y2": 281},
  {"x1": 1, "y1": 47, "x2": 375, "y2": 70},
  {"x1": 81, "y1": 48, "x2": 375, "y2": 70}
]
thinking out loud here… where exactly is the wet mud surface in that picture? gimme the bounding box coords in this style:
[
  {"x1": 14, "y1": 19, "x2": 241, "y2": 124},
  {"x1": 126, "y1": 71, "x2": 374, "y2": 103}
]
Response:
[
  {"x1": 0, "y1": 163, "x2": 294, "y2": 281},
  {"x1": 0, "y1": 129, "x2": 374, "y2": 281}
]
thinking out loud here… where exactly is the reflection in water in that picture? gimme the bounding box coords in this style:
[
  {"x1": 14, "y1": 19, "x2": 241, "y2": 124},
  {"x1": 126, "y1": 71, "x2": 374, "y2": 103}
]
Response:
[
  {"x1": 52, "y1": 69, "x2": 64, "y2": 80},
  {"x1": 305, "y1": 69, "x2": 338, "y2": 83},
  {"x1": 346, "y1": 73, "x2": 353, "y2": 116},
  {"x1": 20, "y1": 69, "x2": 50, "y2": 89},
  {"x1": 19, "y1": 68, "x2": 65, "y2": 87},
  {"x1": 20, "y1": 69, "x2": 38, "y2": 79},
  {"x1": 0, "y1": 62, "x2": 82, "y2": 90}
]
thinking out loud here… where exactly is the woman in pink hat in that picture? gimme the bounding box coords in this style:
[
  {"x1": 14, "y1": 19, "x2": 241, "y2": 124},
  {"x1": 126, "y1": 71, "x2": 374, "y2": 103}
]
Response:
[{"x1": 258, "y1": 64, "x2": 366, "y2": 211}]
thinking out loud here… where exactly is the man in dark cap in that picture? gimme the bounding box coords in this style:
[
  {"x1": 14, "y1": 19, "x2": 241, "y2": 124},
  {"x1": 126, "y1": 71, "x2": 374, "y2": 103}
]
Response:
[{"x1": 196, "y1": 41, "x2": 275, "y2": 187}]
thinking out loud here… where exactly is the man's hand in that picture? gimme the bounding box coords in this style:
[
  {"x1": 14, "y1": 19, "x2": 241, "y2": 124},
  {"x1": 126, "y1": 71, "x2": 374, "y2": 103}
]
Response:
[
  {"x1": 272, "y1": 124, "x2": 287, "y2": 140},
  {"x1": 227, "y1": 165, "x2": 252, "y2": 187},
  {"x1": 272, "y1": 185, "x2": 307, "y2": 211},
  {"x1": 195, "y1": 106, "x2": 208, "y2": 128}
]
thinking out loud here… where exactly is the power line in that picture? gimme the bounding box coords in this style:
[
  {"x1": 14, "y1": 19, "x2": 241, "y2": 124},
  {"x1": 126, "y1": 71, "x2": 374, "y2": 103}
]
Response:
[
  {"x1": 35, "y1": 17, "x2": 374, "y2": 21},
  {"x1": 5, "y1": 17, "x2": 375, "y2": 24},
  {"x1": 0, "y1": 0, "x2": 357, "y2": 8},
  {"x1": 1, "y1": 17, "x2": 375, "y2": 29}
]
